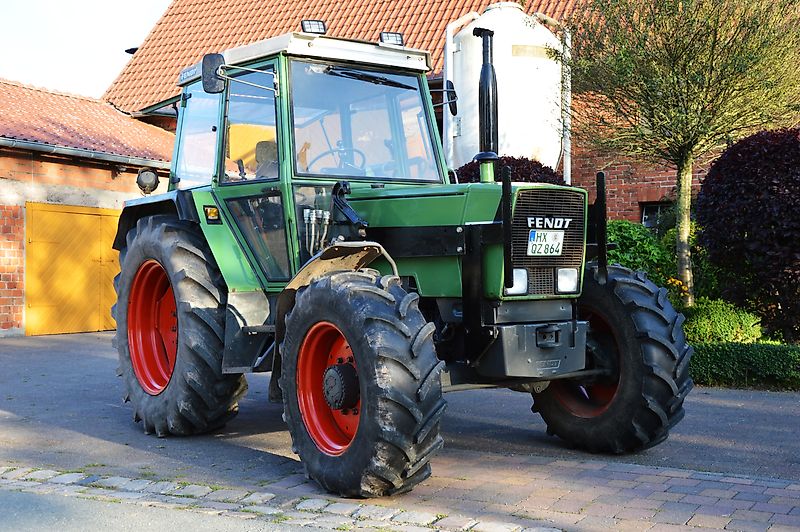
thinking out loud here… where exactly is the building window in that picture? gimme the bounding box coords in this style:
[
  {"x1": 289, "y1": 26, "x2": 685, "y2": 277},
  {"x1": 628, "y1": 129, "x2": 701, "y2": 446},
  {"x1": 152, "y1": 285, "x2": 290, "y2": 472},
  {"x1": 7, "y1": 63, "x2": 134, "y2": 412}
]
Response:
[{"x1": 641, "y1": 202, "x2": 671, "y2": 228}]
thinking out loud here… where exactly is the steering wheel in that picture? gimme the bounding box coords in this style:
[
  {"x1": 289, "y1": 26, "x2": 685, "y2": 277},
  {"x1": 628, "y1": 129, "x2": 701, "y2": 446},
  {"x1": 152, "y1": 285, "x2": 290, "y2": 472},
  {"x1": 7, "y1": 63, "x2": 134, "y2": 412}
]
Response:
[{"x1": 307, "y1": 147, "x2": 367, "y2": 173}]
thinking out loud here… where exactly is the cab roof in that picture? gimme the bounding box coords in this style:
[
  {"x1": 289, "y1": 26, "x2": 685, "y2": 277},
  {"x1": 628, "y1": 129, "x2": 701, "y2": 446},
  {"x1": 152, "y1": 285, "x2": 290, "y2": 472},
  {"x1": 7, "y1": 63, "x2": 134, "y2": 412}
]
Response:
[{"x1": 178, "y1": 32, "x2": 431, "y2": 86}]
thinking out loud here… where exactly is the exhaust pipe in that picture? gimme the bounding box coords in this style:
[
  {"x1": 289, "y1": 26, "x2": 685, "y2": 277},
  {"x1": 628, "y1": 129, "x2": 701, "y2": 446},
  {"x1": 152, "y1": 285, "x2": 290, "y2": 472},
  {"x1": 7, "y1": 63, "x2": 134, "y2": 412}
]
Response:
[{"x1": 472, "y1": 27, "x2": 499, "y2": 183}]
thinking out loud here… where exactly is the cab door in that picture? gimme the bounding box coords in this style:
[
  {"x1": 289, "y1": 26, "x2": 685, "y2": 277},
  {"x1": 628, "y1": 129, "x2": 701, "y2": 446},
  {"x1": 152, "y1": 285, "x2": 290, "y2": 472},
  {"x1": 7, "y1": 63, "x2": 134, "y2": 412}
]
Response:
[{"x1": 211, "y1": 61, "x2": 295, "y2": 291}]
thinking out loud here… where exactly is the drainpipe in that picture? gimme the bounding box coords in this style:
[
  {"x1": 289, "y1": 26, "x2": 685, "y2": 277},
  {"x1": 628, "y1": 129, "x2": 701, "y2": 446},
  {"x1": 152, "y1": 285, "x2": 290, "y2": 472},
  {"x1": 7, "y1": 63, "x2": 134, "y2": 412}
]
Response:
[
  {"x1": 0, "y1": 138, "x2": 171, "y2": 170},
  {"x1": 534, "y1": 13, "x2": 572, "y2": 185},
  {"x1": 443, "y1": 11, "x2": 480, "y2": 169}
]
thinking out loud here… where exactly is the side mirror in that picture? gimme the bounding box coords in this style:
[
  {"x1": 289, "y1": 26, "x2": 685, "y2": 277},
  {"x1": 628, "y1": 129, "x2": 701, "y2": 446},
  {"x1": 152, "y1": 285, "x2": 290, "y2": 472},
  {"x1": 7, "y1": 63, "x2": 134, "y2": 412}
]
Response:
[
  {"x1": 201, "y1": 53, "x2": 226, "y2": 94},
  {"x1": 136, "y1": 167, "x2": 160, "y2": 194},
  {"x1": 446, "y1": 80, "x2": 458, "y2": 116}
]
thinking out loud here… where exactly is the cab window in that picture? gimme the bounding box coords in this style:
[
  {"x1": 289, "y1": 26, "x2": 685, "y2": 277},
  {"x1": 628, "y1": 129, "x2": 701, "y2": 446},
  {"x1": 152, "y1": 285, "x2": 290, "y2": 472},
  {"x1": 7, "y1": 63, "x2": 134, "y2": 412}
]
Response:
[
  {"x1": 174, "y1": 82, "x2": 220, "y2": 189},
  {"x1": 222, "y1": 66, "x2": 279, "y2": 182},
  {"x1": 290, "y1": 61, "x2": 442, "y2": 182}
]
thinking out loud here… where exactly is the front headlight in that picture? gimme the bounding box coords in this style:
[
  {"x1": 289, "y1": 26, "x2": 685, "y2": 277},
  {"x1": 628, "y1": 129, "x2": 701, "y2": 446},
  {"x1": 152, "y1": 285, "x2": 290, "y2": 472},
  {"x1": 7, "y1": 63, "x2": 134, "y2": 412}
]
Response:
[
  {"x1": 504, "y1": 268, "x2": 528, "y2": 296},
  {"x1": 556, "y1": 268, "x2": 579, "y2": 293}
]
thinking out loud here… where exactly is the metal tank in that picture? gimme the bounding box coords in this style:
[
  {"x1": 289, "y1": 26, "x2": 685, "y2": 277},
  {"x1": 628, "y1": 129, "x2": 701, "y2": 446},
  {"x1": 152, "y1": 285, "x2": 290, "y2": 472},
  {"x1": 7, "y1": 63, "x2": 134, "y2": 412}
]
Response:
[{"x1": 444, "y1": 2, "x2": 566, "y2": 176}]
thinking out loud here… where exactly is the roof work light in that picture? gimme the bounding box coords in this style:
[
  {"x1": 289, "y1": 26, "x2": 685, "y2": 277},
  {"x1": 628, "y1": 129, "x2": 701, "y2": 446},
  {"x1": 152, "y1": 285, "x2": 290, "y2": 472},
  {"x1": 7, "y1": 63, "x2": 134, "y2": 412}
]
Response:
[
  {"x1": 301, "y1": 20, "x2": 327, "y2": 34},
  {"x1": 379, "y1": 32, "x2": 404, "y2": 46}
]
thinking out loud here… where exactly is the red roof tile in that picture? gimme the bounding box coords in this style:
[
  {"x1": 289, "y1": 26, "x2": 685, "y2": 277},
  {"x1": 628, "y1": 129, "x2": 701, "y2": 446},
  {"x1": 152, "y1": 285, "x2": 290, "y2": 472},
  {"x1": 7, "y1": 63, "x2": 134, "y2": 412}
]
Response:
[
  {"x1": 0, "y1": 78, "x2": 174, "y2": 162},
  {"x1": 104, "y1": 0, "x2": 578, "y2": 113}
]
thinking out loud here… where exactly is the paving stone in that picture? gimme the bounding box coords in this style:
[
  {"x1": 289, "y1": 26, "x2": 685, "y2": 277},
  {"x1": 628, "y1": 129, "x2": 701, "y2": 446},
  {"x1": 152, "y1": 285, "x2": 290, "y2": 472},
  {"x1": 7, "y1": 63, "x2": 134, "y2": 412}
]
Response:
[
  {"x1": 683, "y1": 495, "x2": 721, "y2": 506},
  {"x1": 325, "y1": 501, "x2": 361, "y2": 516},
  {"x1": 93, "y1": 476, "x2": 135, "y2": 490},
  {"x1": 470, "y1": 521, "x2": 521, "y2": 532},
  {"x1": 353, "y1": 504, "x2": 399, "y2": 521},
  {"x1": 74, "y1": 475, "x2": 103, "y2": 486},
  {"x1": 768, "y1": 514, "x2": 800, "y2": 527},
  {"x1": 221, "y1": 511, "x2": 258, "y2": 520},
  {"x1": 124, "y1": 479, "x2": 154, "y2": 492},
  {"x1": 390, "y1": 525, "x2": 434, "y2": 532},
  {"x1": 23, "y1": 469, "x2": 59, "y2": 481},
  {"x1": 204, "y1": 489, "x2": 248, "y2": 502},
  {"x1": 583, "y1": 502, "x2": 624, "y2": 518},
  {"x1": 688, "y1": 514, "x2": 731, "y2": 528},
  {"x1": 1, "y1": 468, "x2": 34, "y2": 480},
  {"x1": 239, "y1": 491, "x2": 276, "y2": 505},
  {"x1": 281, "y1": 518, "x2": 316, "y2": 527},
  {"x1": 311, "y1": 514, "x2": 354, "y2": 528},
  {"x1": 195, "y1": 500, "x2": 241, "y2": 511},
  {"x1": 246, "y1": 505, "x2": 282, "y2": 515},
  {"x1": 730, "y1": 510, "x2": 774, "y2": 523},
  {"x1": 724, "y1": 519, "x2": 770, "y2": 532},
  {"x1": 751, "y1": 503, "x2": 793, "y2": 515},
  {"x1": 615, "y1": 507, "x2": 657, "y2": 520},
  {"x1": 614, "y1": 519, "x2": 655, "y2": 531},
  {"x1": 112, "y1": 491, "x2": 147, "y2": 500},
  {"x1": 650, "y1": 492, "x2": 686, "y2": 502},
  {"x1": 434, "y1": 515, "x2": 478, "y2": 530},
  {"x1": 716, "y1": 499, "x2": 756, "y2": 510},
  {"x1": 695, "y1": 504, "x2": 735, "y2": 517},
  {"x1": 391, "y1": 510, "x2": 439, "y2": 525},
  {"x1": 701, "y1": 489, "x2": 739, "y2": 499},
  {"x1": 625, "y1": 498, "x2": 664, "y2": 510},
  {"x1": 575, "y1": 516, "x2": 619, "y2": 530},
  {"x1": 49, "y1": 473, "x2": 87, "y2": 485},
  {"x1": 296, "y1": 498, "x2": 330, "y2": 512},
  {"x1": 169, "y1": 484, "x2": 212, "y2": 498},
  {"x1": 141, "y1": 481, "x2": 179, "y2": 494},
  {"x1": 767, "y1": 525, "x2": 800, "y2": 532},
  {"x1": 735, "y1": 492, "x2": 774, "y2": 503}
]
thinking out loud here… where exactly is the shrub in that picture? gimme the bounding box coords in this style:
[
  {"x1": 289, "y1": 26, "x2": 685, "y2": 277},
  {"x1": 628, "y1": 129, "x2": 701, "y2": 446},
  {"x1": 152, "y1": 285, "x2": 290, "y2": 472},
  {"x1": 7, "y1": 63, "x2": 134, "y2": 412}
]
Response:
[
  {"x1": 691, "y1": 342, "x2": 800, "y2": 390},
  {"x1": 606, "y1": 220, "x2": 674, "y2": 287},
  {"x1": 455, "y1": 156, "x2": 564, "y2": 184},
  {"x1": 696, "y1": 128, "x2": 800, "y2": 342},
  {"x1": 660, "y1": 224, "x2": 721, "y2": 301},
  {"x1": 683, "y1": 298, "x2": 761, "y2": 344}
]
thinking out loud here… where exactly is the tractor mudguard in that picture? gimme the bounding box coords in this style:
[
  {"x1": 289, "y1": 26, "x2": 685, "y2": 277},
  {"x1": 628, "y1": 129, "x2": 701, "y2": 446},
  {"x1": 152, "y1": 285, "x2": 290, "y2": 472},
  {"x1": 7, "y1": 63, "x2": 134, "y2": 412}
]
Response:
[
  {"x1": 112, "y1": 190, "x2": 200, "y2": 250},
  {"x1": 268, "y1": 241, "x2": 396, "y2": 403}
]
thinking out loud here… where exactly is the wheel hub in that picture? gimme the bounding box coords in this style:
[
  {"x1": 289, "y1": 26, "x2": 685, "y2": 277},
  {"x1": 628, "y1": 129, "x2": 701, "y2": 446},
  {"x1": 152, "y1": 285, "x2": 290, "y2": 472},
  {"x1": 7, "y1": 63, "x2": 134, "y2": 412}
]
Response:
[{"x1": 323, "y1": 363, "x2": 360, "y2": 410}]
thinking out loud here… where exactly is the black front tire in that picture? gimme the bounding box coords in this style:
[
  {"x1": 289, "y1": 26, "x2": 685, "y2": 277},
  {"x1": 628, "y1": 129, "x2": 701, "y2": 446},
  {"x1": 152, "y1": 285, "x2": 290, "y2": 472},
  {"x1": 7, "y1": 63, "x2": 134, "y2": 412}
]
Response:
[
  {"x1": 280, "y1": 270, "x2": 446, "y2": 497},
  {"x1": 532, "y1": 264, "x2": 693, "y2": 453},
  {"x1": 113, "y1": 215, "x2": 247, "y2": 436}
]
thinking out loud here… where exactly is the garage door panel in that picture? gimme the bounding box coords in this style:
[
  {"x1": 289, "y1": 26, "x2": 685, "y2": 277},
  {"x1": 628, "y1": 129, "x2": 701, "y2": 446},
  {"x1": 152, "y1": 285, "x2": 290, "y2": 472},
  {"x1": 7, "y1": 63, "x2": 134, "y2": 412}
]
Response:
[{"x1": 26, "y1": 203, "x2": 121, "y2": 336}]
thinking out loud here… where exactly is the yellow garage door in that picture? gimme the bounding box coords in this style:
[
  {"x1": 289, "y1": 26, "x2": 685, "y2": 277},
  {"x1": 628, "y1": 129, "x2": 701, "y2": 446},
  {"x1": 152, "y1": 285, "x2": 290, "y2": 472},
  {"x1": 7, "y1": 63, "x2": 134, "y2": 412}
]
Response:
[{"x1": 26, "y1": 202, "x2": 120, "y2": 335}]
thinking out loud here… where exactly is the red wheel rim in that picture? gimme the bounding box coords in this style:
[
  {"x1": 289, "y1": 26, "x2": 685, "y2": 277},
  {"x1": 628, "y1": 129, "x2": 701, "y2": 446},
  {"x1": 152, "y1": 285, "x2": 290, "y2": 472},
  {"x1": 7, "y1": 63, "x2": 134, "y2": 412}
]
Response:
[
  {"x1": 127, "y1": 260, "x2": 178, "y2": 396},
  {"x1": 550, "y1": 306, "x2": 620, "y2": 418},
  {"x1": 296, "y1": 322, "x2": 361, "y2": 456}
]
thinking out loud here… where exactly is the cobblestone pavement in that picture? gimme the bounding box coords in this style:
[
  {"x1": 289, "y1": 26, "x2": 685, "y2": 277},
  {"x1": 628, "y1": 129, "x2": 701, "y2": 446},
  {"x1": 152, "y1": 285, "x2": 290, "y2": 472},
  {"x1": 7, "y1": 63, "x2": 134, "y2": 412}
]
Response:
[
  {"x1": 1, "y1": 333, "x2": 800, "y2": 531},
  {"x1": 2, "y1": 456, "x2": 799, "y2": 531}
]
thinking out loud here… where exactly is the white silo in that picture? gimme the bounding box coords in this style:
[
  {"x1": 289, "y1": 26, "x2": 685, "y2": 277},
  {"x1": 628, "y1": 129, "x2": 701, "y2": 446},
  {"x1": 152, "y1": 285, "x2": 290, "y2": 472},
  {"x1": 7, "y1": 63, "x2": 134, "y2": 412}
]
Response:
[{"x1": 443, "y1": 3, "x2": 566, "y2": 175}]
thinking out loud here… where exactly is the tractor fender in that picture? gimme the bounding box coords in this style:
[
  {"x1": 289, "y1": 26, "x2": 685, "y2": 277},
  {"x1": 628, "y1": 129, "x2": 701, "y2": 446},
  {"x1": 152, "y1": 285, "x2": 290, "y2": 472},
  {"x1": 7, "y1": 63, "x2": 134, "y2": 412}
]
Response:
[
  {"x1": 268, "y1": 241, "x2": 397, "y2": 402},
  {"x1": 113, "y1": 190, "x2": 200, "y2": 250}
]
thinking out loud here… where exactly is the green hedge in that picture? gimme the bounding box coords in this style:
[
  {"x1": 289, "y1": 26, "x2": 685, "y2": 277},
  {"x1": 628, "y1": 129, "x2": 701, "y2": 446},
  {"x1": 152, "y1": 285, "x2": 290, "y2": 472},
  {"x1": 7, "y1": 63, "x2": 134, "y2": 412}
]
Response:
[{"x1": 691, "y1": 342, "x2": 800, "y2": 390}]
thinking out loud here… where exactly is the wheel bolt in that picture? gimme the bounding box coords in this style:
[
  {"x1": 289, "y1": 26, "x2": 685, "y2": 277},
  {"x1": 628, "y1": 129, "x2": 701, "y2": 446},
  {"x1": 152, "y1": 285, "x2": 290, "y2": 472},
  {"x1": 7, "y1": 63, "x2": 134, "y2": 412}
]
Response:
[
  {"x1": 352, "y1": 408, "x2": 358, "y2": 415},
  {"x1": 337, "y1": 357, "x2": 344, "y2": 364}
]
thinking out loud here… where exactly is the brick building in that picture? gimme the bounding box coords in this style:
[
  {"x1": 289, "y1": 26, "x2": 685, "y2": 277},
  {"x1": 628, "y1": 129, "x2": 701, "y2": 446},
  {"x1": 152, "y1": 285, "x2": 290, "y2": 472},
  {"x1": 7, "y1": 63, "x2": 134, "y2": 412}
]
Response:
[
  {"x1": 104, "y1": 0, "x2": 700, "y2": 222},
  {"x1": 0, "y1": 79, "x2": 173, "y2": 336}
]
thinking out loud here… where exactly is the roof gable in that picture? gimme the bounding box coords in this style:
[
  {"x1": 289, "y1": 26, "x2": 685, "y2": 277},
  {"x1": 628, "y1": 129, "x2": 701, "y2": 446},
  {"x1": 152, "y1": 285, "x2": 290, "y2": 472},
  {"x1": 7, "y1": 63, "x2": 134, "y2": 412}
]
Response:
[{"x1": 104, "y1": 0, "x2": 577, "y2": 113}]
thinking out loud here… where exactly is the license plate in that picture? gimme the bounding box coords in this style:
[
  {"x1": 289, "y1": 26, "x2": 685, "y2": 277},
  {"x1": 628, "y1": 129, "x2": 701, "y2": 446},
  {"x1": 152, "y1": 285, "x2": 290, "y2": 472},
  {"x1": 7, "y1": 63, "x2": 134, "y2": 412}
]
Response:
[{"x1": 527, "y1": 230, "x2": 564, "y2": 256}]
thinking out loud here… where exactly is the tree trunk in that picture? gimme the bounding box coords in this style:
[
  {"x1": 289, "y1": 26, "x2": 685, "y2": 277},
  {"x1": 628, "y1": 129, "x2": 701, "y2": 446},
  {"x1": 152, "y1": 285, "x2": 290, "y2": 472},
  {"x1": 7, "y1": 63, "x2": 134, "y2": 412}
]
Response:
[{"x1": 676, "y1": 155, "x2": 695, "y2": 307}]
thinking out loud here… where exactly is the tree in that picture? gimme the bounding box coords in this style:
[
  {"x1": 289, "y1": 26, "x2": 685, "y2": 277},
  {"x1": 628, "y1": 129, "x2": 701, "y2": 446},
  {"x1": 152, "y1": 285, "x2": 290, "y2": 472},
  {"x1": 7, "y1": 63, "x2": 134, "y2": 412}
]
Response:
[{"x1": 563, "y1": 0, "x2": 800, "y2": 305}]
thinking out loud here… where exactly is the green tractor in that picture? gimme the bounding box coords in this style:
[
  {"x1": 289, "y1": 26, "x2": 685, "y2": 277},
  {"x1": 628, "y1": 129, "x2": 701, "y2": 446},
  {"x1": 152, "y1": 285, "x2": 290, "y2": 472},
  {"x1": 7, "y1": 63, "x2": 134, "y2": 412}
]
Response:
[{"x1": 113, "y1": 27, "x2": 692, "y2": 497}]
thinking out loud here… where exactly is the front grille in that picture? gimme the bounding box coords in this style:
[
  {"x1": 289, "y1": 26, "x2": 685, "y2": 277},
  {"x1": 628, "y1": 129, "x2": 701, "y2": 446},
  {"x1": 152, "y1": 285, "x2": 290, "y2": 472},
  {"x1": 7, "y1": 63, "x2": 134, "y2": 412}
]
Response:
[{"x1": 511, "y1": 188, "x2": 585, "y2": 295}]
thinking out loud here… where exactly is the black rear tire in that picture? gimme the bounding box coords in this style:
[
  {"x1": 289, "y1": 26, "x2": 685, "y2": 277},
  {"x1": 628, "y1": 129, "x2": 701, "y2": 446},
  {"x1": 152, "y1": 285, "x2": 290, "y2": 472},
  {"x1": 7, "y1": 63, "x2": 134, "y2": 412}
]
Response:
[
  {"x1": 280, "y1": 270, "x2": 446, "y2": 497},
  {"x1": 532, "y1": 264, "x2": 693, "y2": 453},
  {"x1": 113, "y1": 215, "x2": 247, "y2": 436}
]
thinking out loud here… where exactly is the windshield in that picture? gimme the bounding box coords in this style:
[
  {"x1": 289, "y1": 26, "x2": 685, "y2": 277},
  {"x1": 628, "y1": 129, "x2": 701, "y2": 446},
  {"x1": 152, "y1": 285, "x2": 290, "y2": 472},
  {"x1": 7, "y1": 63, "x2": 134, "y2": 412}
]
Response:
[{"x1": 290, "y1": 61, "x2": 442, "y2": 182}]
